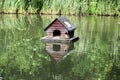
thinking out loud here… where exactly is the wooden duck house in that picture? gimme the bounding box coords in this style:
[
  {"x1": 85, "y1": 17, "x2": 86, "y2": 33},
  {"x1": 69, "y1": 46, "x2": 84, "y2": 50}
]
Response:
[{"x1": 41, "y1": 16, "x2": 79, "y2": 43}]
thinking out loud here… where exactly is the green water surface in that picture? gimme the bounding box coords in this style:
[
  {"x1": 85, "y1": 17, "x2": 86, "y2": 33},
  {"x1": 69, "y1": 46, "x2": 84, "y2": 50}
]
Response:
[{"x1": 0, "y1": 15, "x2": 120, "y2": 80}]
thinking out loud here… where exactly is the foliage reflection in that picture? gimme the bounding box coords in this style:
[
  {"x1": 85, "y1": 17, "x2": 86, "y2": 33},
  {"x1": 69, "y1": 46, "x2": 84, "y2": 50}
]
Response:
[{"x1": 0, "y1": 15, "x2": 119, "y2": 80}]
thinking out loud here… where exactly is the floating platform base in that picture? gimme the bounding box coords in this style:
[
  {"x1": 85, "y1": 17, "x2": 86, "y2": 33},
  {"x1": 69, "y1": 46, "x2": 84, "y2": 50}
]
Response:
[{"x1": 41, "y1": 36, "x2": 79, "y2": 44}]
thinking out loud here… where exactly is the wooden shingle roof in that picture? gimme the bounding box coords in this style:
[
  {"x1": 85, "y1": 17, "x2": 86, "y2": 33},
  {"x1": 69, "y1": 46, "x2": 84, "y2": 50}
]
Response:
[{"x1": 44, "y1": 16, "x2": 76, "y2": 31}]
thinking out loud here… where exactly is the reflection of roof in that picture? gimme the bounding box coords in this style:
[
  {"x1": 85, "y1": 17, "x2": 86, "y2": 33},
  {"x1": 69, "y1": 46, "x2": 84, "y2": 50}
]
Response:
[
  {"x1": 46, "y1": 49, "x2": 74, "y2": 62},
  {"x1": 47, "y1": 53, "x2": 65, "y2": 62},
  {"x1": 44, "y1": 16, "x2": 76, "y2": 31}
]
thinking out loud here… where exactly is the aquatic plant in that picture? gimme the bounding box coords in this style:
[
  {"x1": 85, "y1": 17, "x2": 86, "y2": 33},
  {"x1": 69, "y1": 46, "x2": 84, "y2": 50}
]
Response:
[{"x1": 0, "y1": 0, "x2": 120, "y2": 16}]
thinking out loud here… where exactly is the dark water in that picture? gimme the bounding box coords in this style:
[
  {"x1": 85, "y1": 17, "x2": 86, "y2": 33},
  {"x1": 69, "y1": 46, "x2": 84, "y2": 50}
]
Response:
[{"x1": 0, "y1": 15, "x2": 120, "y2": 80}]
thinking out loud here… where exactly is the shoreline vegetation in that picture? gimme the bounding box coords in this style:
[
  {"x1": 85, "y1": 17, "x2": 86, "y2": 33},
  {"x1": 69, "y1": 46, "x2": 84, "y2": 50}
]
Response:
[{"x1": 0, "y1": 0, "x2": 120, "y2": 16}]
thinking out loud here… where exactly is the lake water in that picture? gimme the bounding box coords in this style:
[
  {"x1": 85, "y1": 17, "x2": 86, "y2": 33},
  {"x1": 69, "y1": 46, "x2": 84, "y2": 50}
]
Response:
[{"x1": 0, "y1": 14, "x2": 120, "y2": 80}]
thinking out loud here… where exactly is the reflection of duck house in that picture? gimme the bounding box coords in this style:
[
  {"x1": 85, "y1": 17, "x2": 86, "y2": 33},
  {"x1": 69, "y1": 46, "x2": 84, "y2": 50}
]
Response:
[
  {"x1": 41, "y1": 16, "x2": 79, "y2": 43},
  {"x1": 45, "y1": 43, "x2": 74, "y2": 62}
]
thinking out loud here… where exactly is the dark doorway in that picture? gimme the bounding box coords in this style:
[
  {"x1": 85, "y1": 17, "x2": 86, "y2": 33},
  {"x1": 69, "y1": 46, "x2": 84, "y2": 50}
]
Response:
[
  {"x1": 53, "y1": 30, "x2": 61, "y2": 36},
  {"x1": 53, "y1": 44, "x2": 60, "y2": 51}
]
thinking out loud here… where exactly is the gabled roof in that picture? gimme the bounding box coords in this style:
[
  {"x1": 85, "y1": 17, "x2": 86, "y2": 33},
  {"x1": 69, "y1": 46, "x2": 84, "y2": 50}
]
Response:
[{"x1": 44, "y1": 16, "x2": 76, "y2": 31}]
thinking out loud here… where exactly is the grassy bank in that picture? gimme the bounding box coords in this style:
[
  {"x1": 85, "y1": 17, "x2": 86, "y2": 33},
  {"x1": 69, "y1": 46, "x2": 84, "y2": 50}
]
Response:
[{"x1": 0, "y1": 0, "x2": 120, "y2": 16}]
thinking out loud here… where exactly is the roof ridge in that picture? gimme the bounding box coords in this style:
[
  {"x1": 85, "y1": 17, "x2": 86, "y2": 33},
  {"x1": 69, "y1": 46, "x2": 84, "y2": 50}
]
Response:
[{"x1": 44, "y1": 16, "x2": 76, "y2": 31}]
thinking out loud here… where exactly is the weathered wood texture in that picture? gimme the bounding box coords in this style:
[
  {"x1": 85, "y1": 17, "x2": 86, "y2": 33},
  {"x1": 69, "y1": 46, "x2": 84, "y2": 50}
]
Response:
[
  {"x1": 41, "y1": 36, "x2": 70, "y2": 44},
  {"x1": 45, "y1": 43, "x2": 69, "y2": 62},
  {"x1": 46, "y1": 43, "x2": 68, "y2": 54},
  {"x1": 41, "y1": 36, "x2": 79, "y2": 44},
  {"x1": 46, "y1": 20, "x2": 69, "y2": 39}
]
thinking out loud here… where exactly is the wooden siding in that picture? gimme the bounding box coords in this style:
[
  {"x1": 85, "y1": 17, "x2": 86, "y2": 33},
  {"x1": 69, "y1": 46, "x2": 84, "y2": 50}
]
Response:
[
  {"x1": 46, "y1": 20, "x2": 69, "y2": 39},
  {"x1": 45, "y1": 43, "x2": 68, "y2": 61},
  {"x1": 46, "y1": 43, "x2": 68, "y2": 54}
]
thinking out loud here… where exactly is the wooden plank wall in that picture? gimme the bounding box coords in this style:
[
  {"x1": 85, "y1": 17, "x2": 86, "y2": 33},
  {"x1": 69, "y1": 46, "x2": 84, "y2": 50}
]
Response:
[{"x1": 46, "y1": 20, "x2": 69, "y2": 39}]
